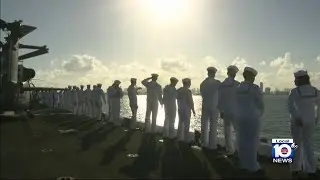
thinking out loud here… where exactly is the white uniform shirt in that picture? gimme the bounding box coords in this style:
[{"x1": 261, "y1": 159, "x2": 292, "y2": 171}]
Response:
[
  {"x1": 78, "y1": 89, "x2": 84, "y2": 103},
  {"x1": 142, "y1": 79, "x2": 162, "y2": 103},
  {"x1": 200, "y1": 77, "x2": 220, "y2": 109},
  {"x1": 94, "y1": 88, "x2": 105, "y2": 103},
  {"x1": 163, "y1": 84, "x2": 177, "y2": 106},
  {"x1": 127, "y1": 85, "x2": 138, "y2": 106},
  {"x1": 288, "y1": 84, "x2": 320, "y2": 124},
  {"x1": 177, "y1": 87, "x2": 194, "y2": 112},
  {"x1": 236, "y1": 81, "x2": 264, "y2": 119},
  {"x1": 218, "y1": 77, "x2": 240, "y2": 114},
  {"x1": 84, "y1": 88, "x2": 91, "y2": 103}
]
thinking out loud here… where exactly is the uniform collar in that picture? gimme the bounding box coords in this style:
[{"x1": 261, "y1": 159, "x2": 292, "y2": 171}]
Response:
[
  {"x1": 169, "y1": 84, "x2": 176, "y2": 88},
  {"x1": 243, "y1": 80, "x2": 253, "y2": 84}
]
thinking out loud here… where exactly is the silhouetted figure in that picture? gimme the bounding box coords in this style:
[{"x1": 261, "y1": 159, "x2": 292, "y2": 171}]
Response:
[
  {"x1": 162, "y1": 77, "x2": 178, "y2": 139},
  {"x1": 288, "y1": 70, "x2": 320, "y2": 178},
  {"x1": 141, "y1": 73, "x2": 163, "y2": 133},
  {"x1": 127, "y1": 78, "x2": 142, "y2": 129},
  {"x1": 200, "y1": 67, "x2": 220, "y2": 149},
  {"x1": 236, "y1": 67, "x2": 264, "y2": 173},
  {"x1": 218, "y1": 65, "x2": 240, "y2": 155}
]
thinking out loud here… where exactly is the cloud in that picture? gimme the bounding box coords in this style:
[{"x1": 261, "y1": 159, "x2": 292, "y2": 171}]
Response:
[
  {"x1": 50, "y1": 59, "x2": 56, "y2": 67},
  {"x1": 269, "y1": 53, "x2": 291, "y2": 67},
  {"x1": 269, "y1": 52, "x2": 304, "y2": 76},
  {"x1": 62, "y1": 54, "x2": 96, "y2": 73},
  {"x1": 267, "y1": 52, "x2": 310, "y2": 88},
  {"x1": 259, "y1": 61, "x2": 266, "y2": 66},
  {"x1": 231, "y1": 57, "x2": 249, "y2": 70},
  {"x1": 316, "y1": 55, "x2": 320, "y2": 62},
  {"x1": 35, "y1": 54, "x2": 204, "y2": 88},
  {"x1": 309, "y1": 72, "x2": 320, "y2": 88},
  {"x1": 33, "y1": 53, "x2": 319, "y2": 90},
  {"x1": 159, "y1": 55, "x2": 191, "y2": 73}
]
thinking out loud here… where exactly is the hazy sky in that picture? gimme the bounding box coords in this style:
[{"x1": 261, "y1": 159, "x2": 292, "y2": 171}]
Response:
[{"x1": 2, "y1": 0, "x2": 320, "y2": 89}]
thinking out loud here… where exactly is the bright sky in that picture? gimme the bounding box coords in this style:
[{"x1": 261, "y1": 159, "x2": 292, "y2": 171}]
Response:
[{"x1": 2, "y1": 0, "x2": 320, "y2": 90}]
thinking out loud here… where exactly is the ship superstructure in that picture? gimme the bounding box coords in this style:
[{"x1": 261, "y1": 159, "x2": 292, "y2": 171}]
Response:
[{"x1": 0, "y1": 19, "x2": 63, "y2": 113}]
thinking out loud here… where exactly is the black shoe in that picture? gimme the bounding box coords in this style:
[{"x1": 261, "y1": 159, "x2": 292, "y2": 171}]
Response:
[
  {"x1": 187, "y1": 142, "x2": 194, "y2": 147},
  {"x1": 291, "y1": 171, "x2": 301, "y2": 179},
  {"x1": 238, "y1": 169, "x2": 251, "y2": 178},
  {"x1": 250, "y1": 169, "x2": 267, "y2": 179},
  {"x1": 255, "y1": 169, "x2": 266, "y2": 175},
  {"x1": 217, "y1": 144, "x2": 225, "y2": 150},
  {"x1": 308, "y1": 173, "x2": 317, "y2": 179},
  {"x1": 162, "y1": 136, "x2": 170, "y2": 140},
  {"x1": 226, "y1": 152, "x2": 239, "y2": 160}
]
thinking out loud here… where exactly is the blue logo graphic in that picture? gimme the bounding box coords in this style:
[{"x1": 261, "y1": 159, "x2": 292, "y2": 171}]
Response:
[{"x1": 272, "y1": 139, "x2": 297, "y2": 164}]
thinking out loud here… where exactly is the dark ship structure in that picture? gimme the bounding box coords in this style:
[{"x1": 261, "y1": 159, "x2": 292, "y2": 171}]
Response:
[{"x1": 0, "y1": 19, "x2": 64, "y2": 114}]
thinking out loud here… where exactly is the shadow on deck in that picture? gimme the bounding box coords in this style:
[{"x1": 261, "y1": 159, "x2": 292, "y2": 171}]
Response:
[{"x1": 1, "y1": 108, "x2": 313, "y2": 179}]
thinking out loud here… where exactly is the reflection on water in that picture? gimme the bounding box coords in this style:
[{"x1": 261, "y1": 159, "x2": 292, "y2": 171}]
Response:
[
  {"x1": 118, "y1": 95, "x2": 204, "y2": 132},
  {"x1": 103, "y1": 95, "x2": 320, "y2": 150}
]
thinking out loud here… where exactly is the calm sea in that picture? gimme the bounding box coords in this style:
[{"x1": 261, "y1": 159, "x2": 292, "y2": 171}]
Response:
[{"x1": 103, "y1": 95, "x2": 320, "y2": 152}]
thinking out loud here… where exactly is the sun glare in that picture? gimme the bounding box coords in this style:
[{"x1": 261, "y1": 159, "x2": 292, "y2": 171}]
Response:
[{"x1": 138, "y1": 0, "x2": 190, "y2": 22}]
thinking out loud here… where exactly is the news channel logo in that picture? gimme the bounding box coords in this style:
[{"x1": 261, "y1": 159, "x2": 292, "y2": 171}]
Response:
[{"x1": 272, "y1": 138, "x2": 298, "y2": 164}]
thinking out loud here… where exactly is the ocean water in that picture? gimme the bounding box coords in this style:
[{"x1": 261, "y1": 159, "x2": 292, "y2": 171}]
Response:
[{"x1": 104, "y1": 95, "x2": 320, "y2": 151}]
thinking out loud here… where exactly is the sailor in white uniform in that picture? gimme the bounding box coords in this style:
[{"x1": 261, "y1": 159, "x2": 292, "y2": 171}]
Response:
[
  {"x1": 66, "y1": 85, "x2": 72, "y2": 111},
  {"x1": 46, "y1": 90, "x2": 52, "y2": 107},
  {"x1": 43, "y1": 90, "x2": 48, "y2": 107},
  {"x1": 47, "y1": 90, "x2": 52, "y2": 107},
  {"x1": 50, "y1": 90, "x2": 55, "y2": 108},
  {"x1": 288, "y1": 70, "x2": 320, "y2": 177},
  {"x1": 236, "y1": 67, "x2": 264, "y2": 172},
  {"x1": 107, "y1": 80, "x2": 123, "y2": 125},
  {"x1": 60, "y1": 89, "x2": 65, "y2": 109},
  {"x1": 58, "y1": 90, "x2": 64, "y2": 108},
  {"x1": 84, "y1": 84, "x2": 92, "y2": 117},
  {"x1": 177, "y1": 78, "x2": 196, "y2": 143},
  {"x1": 76, "y1": 87, "x2": 81, "y2": 113},
  {"x1": 71, "y1": 86, "x2": 78, "y2": 115},
  {"x1": 141, "y1": 73, "x2": 163, "y2": 133},
  {"x1": 53, "y1": 90, "x2": 59, "y2": 108},
  {"x1": 107, "y1": 84, "x2": 114, "y2": 121},
  {"x1": 77, "y1": 85, "x2": 85, "y2": 115},
  {"x1": 92, "y1": 85, "x2": 97, "y2": 118},
  {"x1": 163, "y1": 77, "x2": 179, "y2": 139},
  {"x1": 95, "y1": 83, "x2": 107, "y2": 120},
  {"x1": 41, "y1": 90, "x2": 47, "y2": 106},
  {"x1": 127, "y1": 78, "x2": 142, "y2": 129},
  {"x1": 218, "y1": 65, "x2": 240, "y2": 155},
  {"x1": 200, "y1": 67, "x2": 221, "y2": 149}
]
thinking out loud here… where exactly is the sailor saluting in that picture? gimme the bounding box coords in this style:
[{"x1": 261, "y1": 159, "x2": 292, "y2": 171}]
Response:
[
  {"x1": 236, "y1": 67, "x2": 264, "y2": 173},
  {"x1": 288, "y1": 70, "x2": 320, "y2": 178},
  {"x1": 141, "y1": 73, "x2": 163, "y2": 133}
]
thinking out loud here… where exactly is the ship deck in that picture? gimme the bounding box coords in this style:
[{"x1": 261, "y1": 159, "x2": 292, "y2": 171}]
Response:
[{"x1": 0, "y1": 108, "x2": 305, "y2": 179}]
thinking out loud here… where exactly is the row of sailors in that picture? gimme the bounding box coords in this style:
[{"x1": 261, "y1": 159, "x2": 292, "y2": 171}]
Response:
[
  {"x1": 40, "y1": 66, "x2": 319, "y2": 177},
  {"x1": 40, "y1": 84, "x2": 106, "y2": 120},
  {"x1": 136, "y1": 66, "x2": 319, "y2": 177}
]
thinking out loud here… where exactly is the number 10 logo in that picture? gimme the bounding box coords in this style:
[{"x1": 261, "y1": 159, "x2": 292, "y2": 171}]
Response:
[{"x1": 272, "y1": 139, "x2": 297, "y2": 159}]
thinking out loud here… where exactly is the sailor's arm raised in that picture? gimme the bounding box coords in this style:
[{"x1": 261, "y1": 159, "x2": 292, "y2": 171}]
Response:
[{"x1": 141, "y1": 77, "x2": 152, "y2": 87}]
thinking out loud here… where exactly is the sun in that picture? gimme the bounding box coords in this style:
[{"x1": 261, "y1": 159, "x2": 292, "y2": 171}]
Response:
[
  {"x1": 138, "y1": 0, "x2": 190, "y2": 22},
  {"x1": 149, "y1": 0, "x2": 186, "y2": 21}
]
